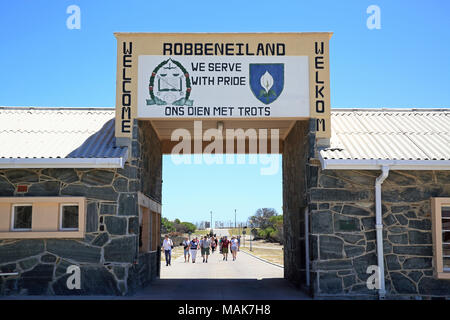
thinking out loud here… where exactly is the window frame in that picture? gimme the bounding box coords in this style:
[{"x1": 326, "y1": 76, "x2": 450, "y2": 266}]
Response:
[
  {"x1": 59, "y1": 203, "x2": 80, "y2": 231},
  {"x1": 431, "y1": 197, "x2": 450, "y2": 279},
  {"x1": 0, "y1": 197, "x2": 86, "y2": 239},
  {"x1": 137, "y1": 192, "x2": 161, "y2": 254},
  {"x1": 11, "y1": 204, "x2": 33, "y2": 231}
]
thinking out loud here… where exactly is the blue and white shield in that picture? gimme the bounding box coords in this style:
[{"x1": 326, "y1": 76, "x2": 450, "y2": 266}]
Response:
[{"x1": 249, "y1": 64, "x2": 284, "y2": 105}]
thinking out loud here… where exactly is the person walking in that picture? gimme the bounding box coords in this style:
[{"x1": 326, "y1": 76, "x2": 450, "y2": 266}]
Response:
[
  {"x1": 211, "y1": 236, "x2": 216, "y2": 253},
  {"x1": 221, "y1": 236, "x2": 230, "y2": 261},
  {"x1": 182, "y1": 237, "x2": 190, "y2": 263},
  {"x1": 237, "y1": 235, "x2": 241, "y2": 251},
  {"x1": 231, "y1": 236, "x2": 239, "y2": 261},
  {"x1": 162, "y1": 234, "x2": 173, "y2": 266},
  {"x1": 200, "y1": 236, "x2": 211, "y2": 263},
  {"x1": 219, "y1": 236, "x2": 223, "y2": 254},
  {"x1": 189, "y1": 237, "x2": 199, "y2": 263}
]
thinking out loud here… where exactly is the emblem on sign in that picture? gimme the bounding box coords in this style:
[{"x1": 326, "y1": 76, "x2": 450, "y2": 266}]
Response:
[
  {"x1": 249, "y1": 63, "x2": 284, "y2": 105},
  {"x1": 147, "y1": 58, "x2": 193, "y2": 106}
]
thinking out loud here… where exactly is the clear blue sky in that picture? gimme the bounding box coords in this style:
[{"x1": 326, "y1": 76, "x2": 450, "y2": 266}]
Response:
[{"x1": 1, "y1": 1, "x2": 449, "y2": 223}]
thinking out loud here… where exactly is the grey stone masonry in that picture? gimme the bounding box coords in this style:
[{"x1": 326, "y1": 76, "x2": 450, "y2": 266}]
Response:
[
  {"x1": 0, "y1": 121, "x2": 162, "y2": 296},
  {"x1": 282, "y1": 120, "x2": 311, "y2": 289},
  {"x1": 308, "y1": 168, "x2": 450, "y2": 299}
]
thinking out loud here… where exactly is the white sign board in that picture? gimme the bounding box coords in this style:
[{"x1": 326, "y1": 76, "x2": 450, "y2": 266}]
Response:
[{"x1": 137, "y1": 56, "x2": 309, "y2": 119}]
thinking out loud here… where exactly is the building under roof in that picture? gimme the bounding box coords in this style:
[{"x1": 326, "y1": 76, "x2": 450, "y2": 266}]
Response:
[
  {"x1": 0, "y1": 107, "x2": 127, "y2": 168},
  {"x1": 0, "y1": 106, "x2": 448, "y2": 170}
]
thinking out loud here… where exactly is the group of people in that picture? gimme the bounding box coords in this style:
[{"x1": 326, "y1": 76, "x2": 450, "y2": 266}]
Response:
[
  {"x1": 162, "y1": 234, "x2": 241, "y2": 266},
  {"x1": 182, "y1": 234, "x2": 241, "y2": 263}
]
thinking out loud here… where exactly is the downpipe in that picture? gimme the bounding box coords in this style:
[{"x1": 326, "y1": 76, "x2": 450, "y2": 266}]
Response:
[
  {"x1": 375, "y1": 165, "x2": 390, "y2": 299},
  {"x1": 305, "y1": 207, "x2": 310, "y2": 288}
]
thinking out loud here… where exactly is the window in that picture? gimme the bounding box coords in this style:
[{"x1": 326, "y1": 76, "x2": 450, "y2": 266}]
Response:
[
  {"x1": 441, "y1": 205, "x2": 450, "y2": 271},
  {"x1": 431, "y1": 198, "x2": 450, "y2": 279},
  {"x1": 137, "y1": 192, "x2": 161, "y2": 253},
  {"x1": 139, "y1": 206, "x2": 151, "y2": 253},
  {"x1": 0, "y1": 197, "x2": 86, "y2": 239},
  {"x1": 151, "y1": 211, "x2": 160, "y2": 251},
  {"x1": 60, "y1": 204, "x2": 79, "y2": 230},
  {"x1": 12, "y1": 205, "x2": 32, "y2": 231}
]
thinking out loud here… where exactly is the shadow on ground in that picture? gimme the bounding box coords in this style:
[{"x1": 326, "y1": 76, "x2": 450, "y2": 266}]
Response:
[{"x1": 133, "y1": 278, "x2": 311, "y2": 300}]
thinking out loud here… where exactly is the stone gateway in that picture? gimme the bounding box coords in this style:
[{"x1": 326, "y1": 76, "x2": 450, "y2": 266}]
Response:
[{"x1": 0, "y1": 33, "x2": 449, "y2": 299}]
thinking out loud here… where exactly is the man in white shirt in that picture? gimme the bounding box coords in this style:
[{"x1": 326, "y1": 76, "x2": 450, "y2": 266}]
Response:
[
  {"x1": 162, "y1": 235, "x2": 173, "y2": 266},
  {"x1": 200, "y1": 236, "x2": 211, "y2": 263}
]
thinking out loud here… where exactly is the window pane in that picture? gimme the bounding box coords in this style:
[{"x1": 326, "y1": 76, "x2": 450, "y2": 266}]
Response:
[
  {"x1": 443, "y1": 206, "x2": 450, "y2": 218},
  {"x1": 443, "y1": 243, "x2": 450, "y2": 256},
  {"x1": 13, "y1": 206, "x2": 32, "y2": 229},
  {"x1": 443, "y1": 231, "x2": 450, "y2": 243},
  {"x1": 444, "y1": 257, "x2": 450, "y2": 270},
  {"x1": 62, "y1": 205, "x2": 78, "y2": 229},
  {"x1": 442, "y1": 220, "x2": 450, "y2": 231}
]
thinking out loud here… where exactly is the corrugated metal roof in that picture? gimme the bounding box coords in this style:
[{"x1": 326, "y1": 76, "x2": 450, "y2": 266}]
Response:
[
  {"x1": 1, "y1": 107, "x2": 449, "y2": 164},
  {"x1": 0, "y1": 107, "x2": 127, "y2": 159},
  {"x1": 321, "y1": 109, "x2": 450, "y2": 161}
]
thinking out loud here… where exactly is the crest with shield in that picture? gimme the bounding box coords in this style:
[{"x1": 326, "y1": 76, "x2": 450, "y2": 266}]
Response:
[{"x1": 249, "y1": 63, "x2": 284, "y2": 105}]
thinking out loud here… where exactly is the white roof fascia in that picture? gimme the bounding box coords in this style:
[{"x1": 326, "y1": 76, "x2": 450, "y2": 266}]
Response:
[
  {"x1": 0, "y1": 157, "x2": 126, "y2": 169},
  {"x1": 319, "y1": 157, "x2": 450, "y2": 171}
]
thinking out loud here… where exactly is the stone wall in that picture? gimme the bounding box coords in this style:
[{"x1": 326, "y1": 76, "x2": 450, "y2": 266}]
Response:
[
  {"x1": 129, "y1": 119, "x2": 163, "y2": 289},
  {"x1": 0, "y1": 121, "x2": 163, "y2": 296},
  {"x1": 308, "y1": 168, "x2": 450, "y2": 298},
  {"x1": 0, "y1": 167, "x2": 138, "y2": 295},
  {"x1": 136, "y1": 120, "x2": 162, "y2": 203},
  {"x1": 282, "y1": 120, "x2": 313, "y2": 288}
]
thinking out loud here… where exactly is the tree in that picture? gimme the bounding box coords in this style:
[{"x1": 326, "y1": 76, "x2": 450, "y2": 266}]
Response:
[
  {"x1": 161, "y1": 218, "x2": 196, "y2": 234},
  {"x1": 248, "y1": 208, "x2": 278, "y2": 229},
  {"x1": 180, "y1": 221, "x2": 196, "y2": 233},
  {"x1": 251, "y1": 212, "x2": 283, "y2": 244},
  {"x1": 161, "y1": 217, "x2": 175, "y2": 234}
]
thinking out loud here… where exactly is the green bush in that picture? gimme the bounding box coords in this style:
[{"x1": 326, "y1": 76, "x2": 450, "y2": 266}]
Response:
[
  {"x1": 180, "y1": 221, "x2": 196, "y2": 233},
  {"x1": 161, "y1": 218, "x2": 196, "y2": 234}
]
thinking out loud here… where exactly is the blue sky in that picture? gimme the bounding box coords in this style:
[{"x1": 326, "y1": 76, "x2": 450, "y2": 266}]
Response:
[{"x1": 1, "y1": 1, "x2": 449, "y2": 223}]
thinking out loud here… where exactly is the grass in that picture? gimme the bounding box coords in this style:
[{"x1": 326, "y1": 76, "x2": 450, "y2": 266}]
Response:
[
  {"x1": 240, "y1": 246, "x2": 284, "y2": 266},
  {"x1": 228, "y1": 227, "x2": 259, "y2": 236},
  {"x1": 160, "y1": 246, "x2": 185, "y2": 262}
]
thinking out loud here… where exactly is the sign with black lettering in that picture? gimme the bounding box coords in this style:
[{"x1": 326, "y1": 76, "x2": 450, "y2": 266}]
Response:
[
  {"x1": 137, "y1": 56, "x2": 309, "y2": 118},
  {"x1": 114, "y1": 33, "x2": 332, "y2": 140}
]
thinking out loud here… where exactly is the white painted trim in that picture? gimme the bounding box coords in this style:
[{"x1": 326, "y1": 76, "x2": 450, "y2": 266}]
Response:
[
  {"x1": 138, "y1": 192, "x2": 162, "y2": 214},
  {"x1": 0, "y1": 273, "x2": 19, "y2": 276},
  {"x1": 319, "y1": 157, "x2": 450, "y2": 170},
  {"x1": 0, "y1": 157, "x2": 126, "y2": 169},
  {"x1": 304, "y1": 207, "x2": 310, "y2": 288},
  {"x1": 375, "y1": 166, "x2": 389, "y2": 299}
]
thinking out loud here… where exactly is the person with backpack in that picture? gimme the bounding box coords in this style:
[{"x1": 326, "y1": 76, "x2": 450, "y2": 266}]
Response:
[
  {"x1": 189, "y1": 237, "x2": 199, "y2": 263},
  {"x1": 219, "y1": 236, "x2": 223, "y2": 254},
  {"x1": 181, "y1": 237, "x2": 190, "y2": 263}
]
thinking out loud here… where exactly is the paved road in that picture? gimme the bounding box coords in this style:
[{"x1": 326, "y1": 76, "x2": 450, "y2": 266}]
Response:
[
  {"x1": 161, "y1": 242, "x2": 283, "y2": 279},
  {"x1": 130, "y1": 234, "x2": 309, "y2": 300},
  {"x1": 2, "y1": 229, "x2": 309, "y2": 300}
]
